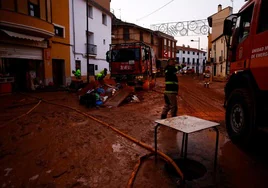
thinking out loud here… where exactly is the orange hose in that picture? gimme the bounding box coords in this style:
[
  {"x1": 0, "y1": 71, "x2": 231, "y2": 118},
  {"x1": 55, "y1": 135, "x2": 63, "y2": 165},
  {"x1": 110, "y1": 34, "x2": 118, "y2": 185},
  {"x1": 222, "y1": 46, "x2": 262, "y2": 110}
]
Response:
[
  {"x1": 43, "y1": 99, "x2": 184, "y2": 180},
  {"x1": 17, "y1": 93, "x2": 184, "y2": 182},
  {"x1": 0, "y1": 100, "x2": 42, "y2": 128},
  {"x1": 127, "y1": 153, "x2": 154, "y2": 188}
]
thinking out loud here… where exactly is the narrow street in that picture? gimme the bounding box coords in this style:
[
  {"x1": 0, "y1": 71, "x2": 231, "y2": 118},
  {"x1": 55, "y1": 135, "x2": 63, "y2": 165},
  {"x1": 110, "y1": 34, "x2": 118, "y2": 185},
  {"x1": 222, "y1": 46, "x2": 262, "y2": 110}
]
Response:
[{"x1": 0, "y1": 76, "x2": 267, "y2": 188}]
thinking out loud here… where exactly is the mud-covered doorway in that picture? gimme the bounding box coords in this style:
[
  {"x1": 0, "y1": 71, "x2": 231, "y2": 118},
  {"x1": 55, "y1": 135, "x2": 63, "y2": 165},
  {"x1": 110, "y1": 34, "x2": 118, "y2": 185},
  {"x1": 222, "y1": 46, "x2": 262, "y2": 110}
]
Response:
[{"x1": 52, "y1": 59, "x2": 65, "y2": 87}]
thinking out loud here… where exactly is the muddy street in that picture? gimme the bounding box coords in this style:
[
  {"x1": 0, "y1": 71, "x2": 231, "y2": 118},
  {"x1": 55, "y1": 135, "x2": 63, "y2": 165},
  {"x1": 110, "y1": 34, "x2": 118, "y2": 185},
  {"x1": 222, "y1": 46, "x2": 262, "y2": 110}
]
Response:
[{"x1": 0, "y1": 75, "x2": 267, "y2": 188}]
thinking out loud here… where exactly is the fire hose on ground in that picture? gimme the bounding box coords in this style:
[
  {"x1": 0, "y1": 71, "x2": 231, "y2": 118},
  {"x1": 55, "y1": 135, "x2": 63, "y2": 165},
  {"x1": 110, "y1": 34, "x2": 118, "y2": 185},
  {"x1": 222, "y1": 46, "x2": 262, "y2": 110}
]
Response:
[{"x1": 1, "y1": 93, "x2": 185, "y2": 187}]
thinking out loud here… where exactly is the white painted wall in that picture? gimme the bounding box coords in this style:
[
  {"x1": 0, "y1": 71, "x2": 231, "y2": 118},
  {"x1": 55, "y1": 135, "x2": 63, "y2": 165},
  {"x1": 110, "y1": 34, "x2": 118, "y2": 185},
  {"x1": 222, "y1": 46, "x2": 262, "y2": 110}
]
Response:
[
  {"x1": 69, "y1": 0, "x2": 111, "y2": 78},
  {"x1": 176, "y1": 48, "x2": 207, "y2": 74}
]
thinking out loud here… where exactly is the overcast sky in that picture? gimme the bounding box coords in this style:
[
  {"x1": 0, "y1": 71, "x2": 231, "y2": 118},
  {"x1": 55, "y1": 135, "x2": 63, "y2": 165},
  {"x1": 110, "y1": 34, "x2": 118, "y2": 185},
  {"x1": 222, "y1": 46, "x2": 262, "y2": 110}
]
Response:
[{"x1": 111, "y1": 0, "x2": 246, "y2": 50}]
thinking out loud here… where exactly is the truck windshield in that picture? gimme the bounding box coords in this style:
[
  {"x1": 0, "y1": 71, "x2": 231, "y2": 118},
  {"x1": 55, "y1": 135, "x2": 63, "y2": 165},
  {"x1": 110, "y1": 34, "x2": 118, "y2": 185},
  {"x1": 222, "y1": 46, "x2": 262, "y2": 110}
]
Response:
[{"x1": 111, "y1": 48, "x2": 140, "y2": 62}]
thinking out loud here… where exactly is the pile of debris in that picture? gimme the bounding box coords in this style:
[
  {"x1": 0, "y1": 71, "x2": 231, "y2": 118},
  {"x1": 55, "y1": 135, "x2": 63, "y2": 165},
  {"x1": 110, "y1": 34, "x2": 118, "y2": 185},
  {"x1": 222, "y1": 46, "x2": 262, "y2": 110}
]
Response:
[{"x1": 77, "y1": 79, "x2": 141, "y2": 108}]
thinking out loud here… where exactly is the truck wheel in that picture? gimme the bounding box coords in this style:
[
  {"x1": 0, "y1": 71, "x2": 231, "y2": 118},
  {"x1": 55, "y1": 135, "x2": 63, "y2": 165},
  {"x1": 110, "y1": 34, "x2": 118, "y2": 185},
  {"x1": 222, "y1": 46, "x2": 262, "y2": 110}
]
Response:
[{"x1": 226, "y1": 89, "x2": 256, "y2": 144}]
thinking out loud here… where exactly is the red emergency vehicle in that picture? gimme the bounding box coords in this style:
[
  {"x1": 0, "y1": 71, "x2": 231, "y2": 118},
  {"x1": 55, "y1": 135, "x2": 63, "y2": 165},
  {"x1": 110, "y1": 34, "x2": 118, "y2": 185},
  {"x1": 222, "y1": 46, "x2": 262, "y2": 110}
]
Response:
[
  {"x1": 223, "y1": 0, "x2": 268, "y2": 144},
  {"x1": 106, "y1": 42, "x2": 156, "y2": 85}
]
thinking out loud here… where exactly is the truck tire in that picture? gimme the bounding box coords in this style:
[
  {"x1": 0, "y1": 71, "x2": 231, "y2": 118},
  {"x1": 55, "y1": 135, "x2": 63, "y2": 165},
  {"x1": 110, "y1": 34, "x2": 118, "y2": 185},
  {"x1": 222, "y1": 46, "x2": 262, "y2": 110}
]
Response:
[{"x1": 225, "y1": 89, "x2": 256, "y2": 144}]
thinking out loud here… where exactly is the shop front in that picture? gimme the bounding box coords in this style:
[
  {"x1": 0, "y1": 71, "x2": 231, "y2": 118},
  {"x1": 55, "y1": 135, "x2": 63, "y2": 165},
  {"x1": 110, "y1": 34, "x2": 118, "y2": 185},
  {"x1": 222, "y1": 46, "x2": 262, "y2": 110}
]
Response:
[{"x1": 0, "y1": 30, "x2": 48, "y2": 93}]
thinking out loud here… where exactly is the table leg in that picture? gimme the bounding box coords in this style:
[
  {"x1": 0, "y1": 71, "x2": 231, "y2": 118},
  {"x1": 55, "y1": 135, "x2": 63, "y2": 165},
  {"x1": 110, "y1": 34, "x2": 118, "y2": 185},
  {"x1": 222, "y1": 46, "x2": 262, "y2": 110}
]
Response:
[
  {"x1": 184, "y1": 133, "x2": 188, "y2": 159},
  {"x1": 213, "y1": 127, "x2": 219, "y2": 172},
  {"x1": 154, "y1": 124, "x2": 161, "y2": 164},
  {"x1": 180, "y1": 133, "x2": 185, "y2": 157}
]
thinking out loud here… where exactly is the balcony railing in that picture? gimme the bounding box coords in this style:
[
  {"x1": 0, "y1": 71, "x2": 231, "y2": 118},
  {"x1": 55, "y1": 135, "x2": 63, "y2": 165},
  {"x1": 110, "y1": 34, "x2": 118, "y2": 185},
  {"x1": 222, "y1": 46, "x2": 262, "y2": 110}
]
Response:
[{"x1": 86, "y1": 44, "x2": 97, "y2": 55}]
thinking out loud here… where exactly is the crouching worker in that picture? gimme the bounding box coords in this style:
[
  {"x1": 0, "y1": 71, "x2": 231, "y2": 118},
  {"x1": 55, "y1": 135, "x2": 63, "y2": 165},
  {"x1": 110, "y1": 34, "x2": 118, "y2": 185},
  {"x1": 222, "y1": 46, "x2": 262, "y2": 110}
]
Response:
[
  {"x1": 96, "y1": 68, "x2": 108, "y2": 81},
  {"x1": 203, "y1": 69, "x2": 211, "y2": 88}
]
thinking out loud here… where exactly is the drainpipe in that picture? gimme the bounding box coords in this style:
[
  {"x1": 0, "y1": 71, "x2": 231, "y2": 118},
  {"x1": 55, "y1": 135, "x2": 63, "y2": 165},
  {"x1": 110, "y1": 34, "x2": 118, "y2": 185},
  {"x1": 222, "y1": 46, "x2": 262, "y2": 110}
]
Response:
[
  {"x1": 72, "y1": 0, "x2": 76, "y2": 54},
  {"x1": 86, "y1": 0, "x2": 89, "y2": 83}
]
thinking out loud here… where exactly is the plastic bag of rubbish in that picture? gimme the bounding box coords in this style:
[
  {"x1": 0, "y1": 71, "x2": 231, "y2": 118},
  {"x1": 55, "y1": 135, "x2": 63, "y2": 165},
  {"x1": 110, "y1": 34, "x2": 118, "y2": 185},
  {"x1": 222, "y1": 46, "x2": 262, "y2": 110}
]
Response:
[
  {"x1": 102, "y1": 96, "x2": 108, "y2": 102},
  {"x1": 96, "y1": 100, "x2": 103, "y2": 106},
  {"x1": 132, "y1": 95, "x2": 140, "y2": 103},
  {"x1": 96, "y1": 87, "x2": 105, "y2": 94}
]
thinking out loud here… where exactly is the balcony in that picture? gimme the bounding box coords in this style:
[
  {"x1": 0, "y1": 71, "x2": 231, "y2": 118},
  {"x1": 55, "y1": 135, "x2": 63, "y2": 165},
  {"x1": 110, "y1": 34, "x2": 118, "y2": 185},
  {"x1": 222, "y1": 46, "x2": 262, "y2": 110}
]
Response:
[
  {"x1": 86, "y1": 44, "x2": 97, "y2": 56},
  {"x1": 0, "y1": 10, "x2": 54, "y2": 38}
]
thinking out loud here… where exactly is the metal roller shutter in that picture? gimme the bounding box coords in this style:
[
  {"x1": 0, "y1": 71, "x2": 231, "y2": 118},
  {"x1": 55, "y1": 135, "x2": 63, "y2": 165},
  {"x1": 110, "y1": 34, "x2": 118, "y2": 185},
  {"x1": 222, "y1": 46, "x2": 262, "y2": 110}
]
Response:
[{"x1": 0, "y1": 44, "x2": 43, "y2": 60}]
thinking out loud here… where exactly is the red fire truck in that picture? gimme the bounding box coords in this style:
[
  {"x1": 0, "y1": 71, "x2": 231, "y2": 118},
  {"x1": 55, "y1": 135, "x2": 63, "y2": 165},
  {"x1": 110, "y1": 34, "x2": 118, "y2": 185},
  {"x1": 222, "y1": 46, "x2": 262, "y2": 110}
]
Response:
[
  {"x1": 106, "y1": 42, "x2": 156, "y2": 86},
  {"x1": 223, "y1": 0, "x2": 268, "y2": 144}
]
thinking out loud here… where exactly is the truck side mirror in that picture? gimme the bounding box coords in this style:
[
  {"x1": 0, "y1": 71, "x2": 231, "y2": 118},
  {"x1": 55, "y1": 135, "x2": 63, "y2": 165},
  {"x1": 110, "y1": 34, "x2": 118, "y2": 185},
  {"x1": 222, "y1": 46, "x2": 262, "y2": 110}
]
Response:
[
  {"x1": 106, "y1": 51, "x2": 110, "y2": 62},
  {"x1": 223, "y1": 19, "x2": 233, "y2": 36}
]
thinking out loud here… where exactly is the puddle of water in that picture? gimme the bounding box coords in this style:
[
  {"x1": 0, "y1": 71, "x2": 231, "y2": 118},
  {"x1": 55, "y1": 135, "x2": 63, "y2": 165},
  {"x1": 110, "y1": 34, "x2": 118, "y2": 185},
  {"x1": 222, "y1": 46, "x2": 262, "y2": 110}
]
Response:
[{"x1": 112, "y1": 143, "x2": 123, "y2": 153}]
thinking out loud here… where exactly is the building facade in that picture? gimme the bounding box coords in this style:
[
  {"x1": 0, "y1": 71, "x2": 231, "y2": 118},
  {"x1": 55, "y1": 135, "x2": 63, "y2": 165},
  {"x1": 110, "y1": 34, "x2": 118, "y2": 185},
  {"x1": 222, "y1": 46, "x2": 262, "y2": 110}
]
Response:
[
  {"x1": 69, "y1": 0, "x2": 112, "y2": 81},
  {"x1": 176, "y1": 45, "x2": 207, "y2": 74},
  {"x1": 112, "y1": 19, "x2": 177, "y2": 72},
  {"x1": 207, "y1": 4, "x2": 232, "y2": 78},
  {"x1": 0, "y1": 0, "x2": 71, "y2": 91}
]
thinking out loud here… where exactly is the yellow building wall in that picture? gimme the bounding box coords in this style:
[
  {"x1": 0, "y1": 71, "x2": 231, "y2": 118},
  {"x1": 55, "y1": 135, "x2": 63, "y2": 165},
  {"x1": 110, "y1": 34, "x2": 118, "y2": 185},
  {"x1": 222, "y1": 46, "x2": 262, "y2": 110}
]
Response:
[
  {"x1": 211, "y1": 7, "x2": 232, "y2": 41},
  {"x1": 45, "y1": 0, "x2": 71, "y2": 82}
]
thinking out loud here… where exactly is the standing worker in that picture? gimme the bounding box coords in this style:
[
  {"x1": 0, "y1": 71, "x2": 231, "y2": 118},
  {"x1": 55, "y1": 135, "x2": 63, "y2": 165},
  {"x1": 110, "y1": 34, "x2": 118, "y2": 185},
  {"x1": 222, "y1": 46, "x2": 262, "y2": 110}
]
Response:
[
  {"x1": 161, "y1": 58, "x2": 179, "y2": 119},
  {"x1": 96, "y1": 68, "x2": 107, "y2": 81},
  {"x1": 203, "y1": 68, "x2": 211, "y2": 88}
]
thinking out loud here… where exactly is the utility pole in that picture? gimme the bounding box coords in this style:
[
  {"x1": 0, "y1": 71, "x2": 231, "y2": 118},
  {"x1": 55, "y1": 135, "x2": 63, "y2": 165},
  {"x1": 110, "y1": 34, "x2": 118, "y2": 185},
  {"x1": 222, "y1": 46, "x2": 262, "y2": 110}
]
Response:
[{"x1": 86, "y1": 0, "x2": 89, "y2": 83}]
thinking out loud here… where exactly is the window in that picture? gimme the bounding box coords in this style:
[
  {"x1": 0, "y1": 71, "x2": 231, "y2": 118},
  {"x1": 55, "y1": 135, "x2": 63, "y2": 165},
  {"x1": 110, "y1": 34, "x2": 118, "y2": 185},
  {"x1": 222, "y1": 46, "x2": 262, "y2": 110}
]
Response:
[
  {"x1": 193, "y1": 58, "x2": 195, "y2": 64},
  {"x1": 187, "y1": 51, "x2": 190, "y2": 54},
  {"x1": 103, "y1": 39, "x2": 105, "y2": 45},
  {"x1": 102, "y1": 13, "x2": 107, "y2": 25},
  {"x1": 140, "y1": 31, "x2": 143, "y2": 41},
  {"x1": 28, "y1": 2, "x2": 40, "y2": 18},
  {"x1": 193, "y1": 52, "x2": 195, "y2": 55},
  {"x1": 123, "y1": 28, "x2": 130, "y2": 40},
  {"x1": 187, "y1": 58, "x2": 190, "y2": 64},
  {"x1": 197, "y1": 52, "x2": 199, "y2": 55},
  {"x1": 168, "y1": 41, "x2": 170, "y2": 47},
  {"x1": 177, "y1": 57, "x2": 179, "y2": 63},
  {"x1": 151, "y1": 34, "x2": 154, "y2": 45},
  {"x1": 197, "y1": 58, "x2": 199, "y2": 64},
  {"x1": 95, "y1": 65, "x2": 98, "y2": 70},
  {"x1": 87, "y1": 32, "x2": 94, "y2": 44},
  {"x1": 183, "y1": 51, "x2": 185, "y2": 54},
  {"x1": 203, "y1": 53, "x2": 206, "y2": 56},
  {"x1": 235, "y1": 4, "x2": 254, "y2": 43},
  {"x1": 54, "y1": 25, "x2": 64, "y2": 38},
  {"x1": 164, "y1": 39, "x2": 167, "y2": 46},
  {"x1": 88, "y1": 6, "x2": 93, "y2": 18},
  {"x1": 75, "y1": 60, "x2": 81, "y2": 71},
  {"x1": 183, "y1": 57, "x2": 185, "y2": 63},
  {"x1": 258, "y1": 0, "x2": 268, "y2": 33}
]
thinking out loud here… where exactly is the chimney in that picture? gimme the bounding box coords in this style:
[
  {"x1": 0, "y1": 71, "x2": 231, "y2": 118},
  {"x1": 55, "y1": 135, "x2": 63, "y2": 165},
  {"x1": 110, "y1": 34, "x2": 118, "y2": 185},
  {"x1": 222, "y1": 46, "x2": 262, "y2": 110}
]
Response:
[{"x1": 218, "y1": 4, "x2": 222, "y2": 12}]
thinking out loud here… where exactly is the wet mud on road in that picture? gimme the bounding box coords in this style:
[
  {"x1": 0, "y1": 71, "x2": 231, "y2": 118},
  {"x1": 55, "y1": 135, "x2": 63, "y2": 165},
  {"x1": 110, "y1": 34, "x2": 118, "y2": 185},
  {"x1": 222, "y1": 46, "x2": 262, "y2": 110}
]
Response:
[{"x1": 0, "y1": 75, "x2": 267, "y2": 187}]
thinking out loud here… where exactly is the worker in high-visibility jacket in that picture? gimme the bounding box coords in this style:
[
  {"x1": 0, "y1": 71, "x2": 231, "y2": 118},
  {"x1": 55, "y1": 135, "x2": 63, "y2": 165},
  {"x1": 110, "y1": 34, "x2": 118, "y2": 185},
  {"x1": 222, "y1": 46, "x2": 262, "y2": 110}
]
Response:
[
  {"x1": 96, "y1": 68, "x2": 107, "y2": 81},
  {"x1": 161, "y1": 58, "x2": 179, "y2": 119},
  {"x1": 72, "y1": 69, "x2": 81, "y2": 79}
]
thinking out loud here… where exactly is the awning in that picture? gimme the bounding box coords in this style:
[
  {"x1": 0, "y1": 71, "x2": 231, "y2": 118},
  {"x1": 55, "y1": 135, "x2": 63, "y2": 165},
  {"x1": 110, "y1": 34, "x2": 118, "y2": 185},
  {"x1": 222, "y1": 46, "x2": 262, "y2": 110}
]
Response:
[{"x1": 1, "y1": 29, "x2": 44, "y2": 41}]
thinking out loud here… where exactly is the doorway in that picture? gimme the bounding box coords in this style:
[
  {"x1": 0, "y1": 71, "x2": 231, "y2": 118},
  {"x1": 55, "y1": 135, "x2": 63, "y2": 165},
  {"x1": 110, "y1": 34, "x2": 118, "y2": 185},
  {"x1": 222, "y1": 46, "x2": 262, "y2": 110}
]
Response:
[
  {"x1": 52, "y1": 59, "x2": 65, "y2": 87},
  {"x1": 88, "y1": 64, "x2": 95, "y2": 76}
]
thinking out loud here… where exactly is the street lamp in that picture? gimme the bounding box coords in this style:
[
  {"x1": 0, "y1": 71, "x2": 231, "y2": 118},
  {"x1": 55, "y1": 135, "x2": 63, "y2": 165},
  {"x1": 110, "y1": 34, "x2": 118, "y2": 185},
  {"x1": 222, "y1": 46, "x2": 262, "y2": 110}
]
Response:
[{"x1": 191, "y1": 37, "x2": 200, "y2": 76}]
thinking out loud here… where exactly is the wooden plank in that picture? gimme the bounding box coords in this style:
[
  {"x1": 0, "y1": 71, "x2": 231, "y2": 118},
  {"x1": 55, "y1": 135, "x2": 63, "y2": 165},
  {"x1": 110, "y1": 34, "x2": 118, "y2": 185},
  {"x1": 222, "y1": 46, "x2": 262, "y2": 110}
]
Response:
[{"x1": 104, "y1": 88, "x2": 132, "y2": 107}]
